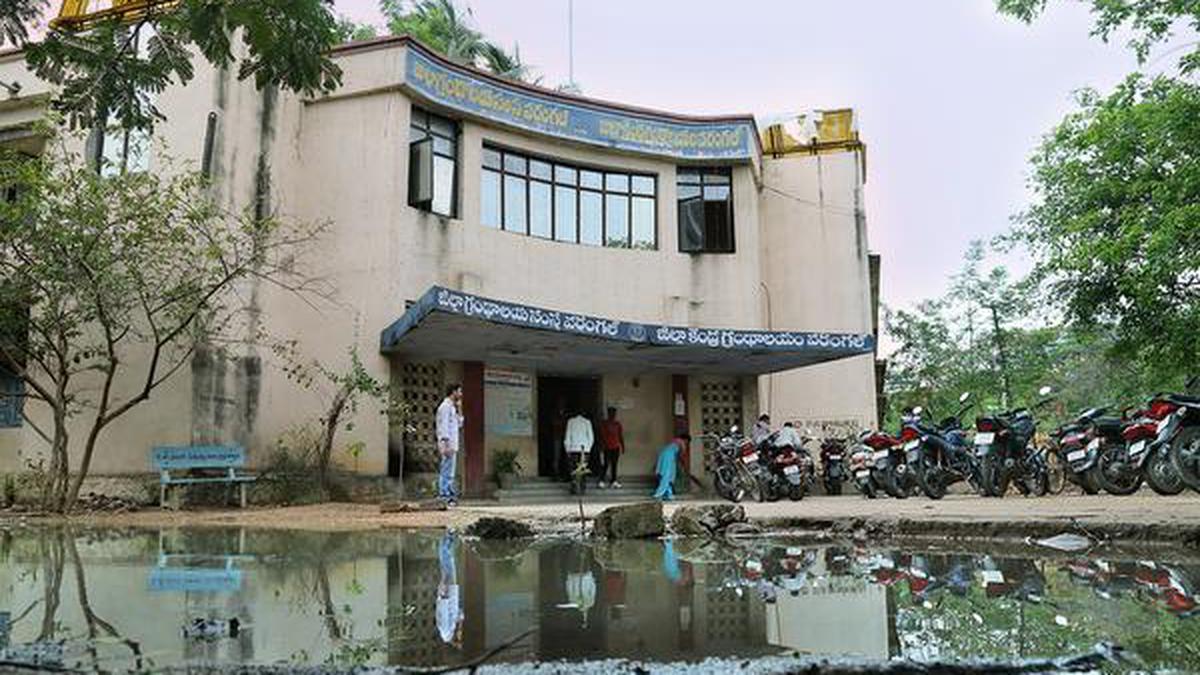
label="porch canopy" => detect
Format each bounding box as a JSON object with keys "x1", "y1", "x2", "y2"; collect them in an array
[{"x1": 380, "y1": 286, "x2": 875, "y2": 376}]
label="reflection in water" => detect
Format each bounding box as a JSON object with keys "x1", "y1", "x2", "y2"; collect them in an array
[{"x1": 0, "y1": 526, "x2": 1197, "y2": 671}]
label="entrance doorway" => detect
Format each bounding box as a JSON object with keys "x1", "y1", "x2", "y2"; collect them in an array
[{"x1": 536, "y1": 376, "x2": 601, "y2": 478}]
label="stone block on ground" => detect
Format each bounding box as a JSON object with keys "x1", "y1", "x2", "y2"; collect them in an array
[
  {"x1": 379, "y1": 499, "x2": 447, "y2": 514},
  {"x1": 670, "y1": 504, "x2": 746, "y2": 536},
  {"x1": 465, "y1": 517, "x2": 534, "y2": 539},
  {"x1": 593, "y1": 501, "x2": 664, "y2": 539}
]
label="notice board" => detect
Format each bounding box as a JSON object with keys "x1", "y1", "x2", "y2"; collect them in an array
[{"x1": 485, "y1": 368, "x2": 533, "y2": 436}]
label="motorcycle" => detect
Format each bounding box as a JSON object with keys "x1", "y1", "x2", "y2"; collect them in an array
[
  {"x1": 760, "y1": 429, "x2": 816, "y2": 501},
  {"x1": 974, "y1": 385, "x2": 1053, "y2": 497},
  {"x1": 1160, "y1": 376, "x2": 1200, "y2": 493},
  {"x1": 820, "y1": 437, "x2": 848, "y2": 495},
  {"x1": 912, "y1": 392, "x2": 979, "y2": 499},
  {"x1": 1047, "y1": 408, "x2": 1105, "y2": 495},
  {"x1": 1076, "y1": 407, "x2": 1143, "y2": 496},
  {"x1": 709, "y1": 426, "x2": 762, "y2": 503},
  {"x1": 850, "y1": 429, "x2": 901, "y2": 498},
  {"x1": 1124, "y1": 394, "x2": 1188, "y2": 495},
  {"x1": 885, "y1": 410, "x2": 924, "y2": 499}
]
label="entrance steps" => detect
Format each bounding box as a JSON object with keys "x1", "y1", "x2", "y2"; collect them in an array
[{"x1": 493, "y1": 475, "x2": 660, "y2": 504}]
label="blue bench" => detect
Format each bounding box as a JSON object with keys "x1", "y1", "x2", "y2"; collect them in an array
[{"x1": 152, "y1": 445, "x2": 256, "y2": 508}]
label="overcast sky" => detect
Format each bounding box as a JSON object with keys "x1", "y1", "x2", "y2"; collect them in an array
[{"x1": 339, "y1": 1, "x2": 1152, "y2": 312}]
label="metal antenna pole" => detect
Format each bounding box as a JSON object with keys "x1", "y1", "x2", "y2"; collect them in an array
[{"x1": 568, "y1": 0, "x2": 575, "y2": 87}]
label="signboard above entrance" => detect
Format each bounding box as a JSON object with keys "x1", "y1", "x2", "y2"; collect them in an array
[{"x1": 403, "y1": 47, "x2": 758, "y2": 161}]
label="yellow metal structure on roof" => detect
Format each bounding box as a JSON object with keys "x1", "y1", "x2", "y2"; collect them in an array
[{"x1": 51, "y1": 0, "x2": 178, "y2": 30}]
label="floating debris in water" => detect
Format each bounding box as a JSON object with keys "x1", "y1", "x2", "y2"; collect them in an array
[{"x1": 1031, "y1": 533, "x2": 1093, "y2": 552}]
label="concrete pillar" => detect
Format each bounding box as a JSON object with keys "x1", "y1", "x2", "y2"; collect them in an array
[{"x1": 463, "y1": 362, "x2": 485, "y2": 497}]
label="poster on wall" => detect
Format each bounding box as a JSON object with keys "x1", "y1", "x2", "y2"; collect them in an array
[{"x1": 485, "y1": 368, "x2": 533, "y2": 437}]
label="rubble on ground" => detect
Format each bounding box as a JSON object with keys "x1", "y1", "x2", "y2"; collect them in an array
[
  {"x1": 592, "y1": 501, "x2": 664, "y2": 539},
  {"x1": 466, "y1": 517, "x2": 534, "y2": 540}
]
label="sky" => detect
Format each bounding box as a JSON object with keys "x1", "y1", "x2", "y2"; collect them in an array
[{"x1": 334, "y1": 0, "x2": 1165, "y2": 315}]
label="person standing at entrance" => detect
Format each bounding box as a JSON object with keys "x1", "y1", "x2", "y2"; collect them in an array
[
  {"x1": 652, "y1": 433, "x2": 691, "y2": 501},
  {"x1": 564, "y1": 410, "x2": 594, "y2": 495},
  {"x1": 598, "y1": 407, "x2": 624, "y2": 489},
  {"x1": 436, "y1": 383, "x2": 463, "y2": 505}
]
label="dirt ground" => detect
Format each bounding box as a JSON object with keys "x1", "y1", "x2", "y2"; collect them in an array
[{"x1": 10, "y1": 492, "x2": 1200, "y2": 544}]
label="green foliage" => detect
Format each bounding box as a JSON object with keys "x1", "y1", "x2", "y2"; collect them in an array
[
  {"x1": 1007, "y1": 75, "x2": 1200, "y2": 384},
  {"x1": 379, "y1": 0, "x2": 540, "y2": 83},
  {"x1": 335, "y1": 15, "x2": 378, "y2": 44},
  {"x1": 9, "y1": 0, "x2": 343, "y2": 133},
  {"x1": 491, "y1": 447, "x2": 522, "y2": 476},
  {"x1": 996, "y1": 0, "x2": 1200, "y2": 74},
  {"x1": 0, "y1": 134, "x2": 322, "y2": 511}
]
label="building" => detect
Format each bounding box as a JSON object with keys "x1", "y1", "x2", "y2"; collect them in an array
[{"x1": 0, "y1": 34, "x2": 880, "y2": 498}]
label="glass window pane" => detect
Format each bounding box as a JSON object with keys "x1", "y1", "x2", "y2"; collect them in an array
[
  {"x1": 504, "y1": 153, "x2": 527, "y2": 175},
  {"x1": 631, "y1": 175, "x2": 655, "y2": 195},
  {"x1": 580, "y1": 170, "x2": 602, "y2": 189},
  {"x1": 704, "y1": 171, "x2": 731, "y2": 185},
  {"x1": 605, "y1": 173, "x2": 629, "y2": 192},
  {"x1": 555, "y1": 165, "x2": 577, "y2": 185},
  {"x1": 605, "y1": 194, "x2": 629, "y2": 247},
  {"x1": 530, "y1": 181, "x2": 552, "y2": 238},
  {"x1": 430, "y1": 115, "x2": 455, "y2": 137},
  {"x1": 409, "y1": 125, "x2": 427, "y2": 143},
  {"x1": 483, "y1": 147, "x2": 502, "y2": 169},
  {"x1": 580, "y1": 191, "x2": 602, "y2": 245},
  {"x1": 677, "y1": 169, "x2": 700, "y2": 184},
  {"x1": 410, "y1": 108, "x2": 427, "y2": 129},
  {"x1": 530, "y1": 159, "x2": 552, "y2": 180},
  {"x1": 678, "y1": 184, "x2": 702, "y2": 201},
  {"x1": 678, "y1": 199, "x2": 705, "y2": 252},
  {"x1": 632, "y1": 196, "x2": 655, "y2": 249},
  {"x1": 481, "y1": 169, "x2": 501, "y2": 228},
  {"x1": 433, "y1": 136, "x2": 454, "y2": 155},
  {"x1": 432, "y1": 155, "x2": 455, "y2": 216},
  {"x1": 555, "y1": 185, "x2": 577, "y2": 242},
  {"x1": 503, "y1": 175, "x2": 527, "y2": 232},
  {"x1": 704, "y1": 185, "x2": 731, "y2": 201}
]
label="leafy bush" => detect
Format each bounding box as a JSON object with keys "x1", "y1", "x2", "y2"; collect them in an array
[{"x1": 492, "y1": 448, "x2": 523, "y2": 476}]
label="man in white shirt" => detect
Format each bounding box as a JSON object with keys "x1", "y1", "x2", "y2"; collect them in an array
[
  {"x1": 436, "y1": 531, "x2": 463, "y2": 645},
  {"x1": 564, "y1": 410, "x2": 594, "y2": 495},
  {"x1": 436, "y1": 383, "x2": 464, "y2": 505}
]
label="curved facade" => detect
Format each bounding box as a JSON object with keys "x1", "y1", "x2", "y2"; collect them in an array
[{"x1": 0, "y1": 37, "x2": 878, "y2": 497}]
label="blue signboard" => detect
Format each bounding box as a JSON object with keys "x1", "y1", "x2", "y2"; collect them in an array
[
  {"x1": 381, "y1": 286, "x2": 875, "y2": 357},
  {"x1": 148, "y1": 567, "x2": 243, "y2": 593},
  {"x1": 404, "y1": 48, "x2": 757, "y2": 161}
]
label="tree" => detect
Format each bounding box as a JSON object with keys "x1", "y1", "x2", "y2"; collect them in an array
[
  {"x1": 1, "y1": 0, "x2": 345, "y2": 134},
  {"x1": 379, "y1": 0, "x2": 541, "y2": 83},
  {"x1": 272, "y1": 342, "x2": 404, "y2": 497},
  {"x1": 0, "y1": 135, "x2": 323, "y2": 512},
  {"x1": 996, "y1": 0, "x2": 1200, "y2": 74},
  {"x1": 1007, "y1": 75, "x2": 1200, "y2": 382},
  {"x1": 335, "y1": 15, "x2": 379, "y2": 44}
]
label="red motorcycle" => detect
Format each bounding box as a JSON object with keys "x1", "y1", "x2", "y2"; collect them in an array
[
  {"x1": 1121, "y1": 397, "x2": 1187, "y2": 495},
  {"x1": 850, "y1": 430, "x2": 901, "y2": 499}
]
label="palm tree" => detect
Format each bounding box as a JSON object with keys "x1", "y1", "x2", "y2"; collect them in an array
[
  {"x1": 382, "y1": 0, "x2": 487, "y2": 66},
  {"x1": 481, "y1": 41, "x2": 540, "y2": 84}
]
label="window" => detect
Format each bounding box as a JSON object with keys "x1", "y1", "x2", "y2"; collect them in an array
[
  {"x1": 481, "y1": 145, "x2": 657, "y2": 249},
  {"x1": 678, "y1": 168, "x2": 734, "y2": 253},
  {"x1": 92, "y1": 25, "x2": 157, "y2": 176},
  {"x1": 409, "y1": 107, "x2": 458, "y2": 217},
  {"x1": 0, "y1": 367, "x2": 21, "y2": 428}
]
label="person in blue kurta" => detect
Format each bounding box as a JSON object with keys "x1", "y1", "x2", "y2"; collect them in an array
[{"x1": 652, "y1": 434, "x2": 691, "y2": 500}]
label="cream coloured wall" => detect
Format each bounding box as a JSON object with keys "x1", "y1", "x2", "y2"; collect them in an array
[{"x1": 759, "y1": 150, "x2": 878, "y2": 433}]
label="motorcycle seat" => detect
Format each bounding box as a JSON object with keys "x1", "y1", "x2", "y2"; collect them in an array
[
  {"x1": 1168, "y1": 394, "x2": 1200, "y2": 405},
  {"x1": 1094, "y1": 417, "x2": 1124, "y2": 433}
]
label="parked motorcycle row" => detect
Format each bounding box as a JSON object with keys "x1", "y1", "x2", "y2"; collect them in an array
[
  {"x1": 710, "y1": 377, "x2": 1200, "y2": 502},
  {"x1": 848, "y1": 379, "x2": 1200, "y2": 500}
]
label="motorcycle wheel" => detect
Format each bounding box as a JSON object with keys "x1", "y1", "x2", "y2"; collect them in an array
[
  {"x1": 856, "y1": 478, "x2": 877, "y2": 499},
  {"x1": 979, "y1": 457, "x2": 1010, "y2": 498},
  {"x1": 739, "y1": 468, "x2": 763, "y2": 503},
  {"x1": 1075, "y1": 468, "x2": 1101, "y2": 495},
  {"x1": 917, "y1": 463, "x2": 947, "y2": 500},
  {"x1": 788, "y1": 483, "x2": 805, "y2": 501},
  {"x1": 1020, "y1": 465, "x2": 1049, "y2": 497},
  {"x1": 1095, "y1": 448, "x2": 1143, "y2": 496},
  {"x1": 715, "y1": 466, "x2": 742, "y2": 503},
  {"x1": 883, "y1": 465, "x2": 913, "y2": 499},
  {"x1": 825, "y1": 479, "x2": 843, "y2": 496},
  {"x1": 1044, "y1": 451, "x2": 1067, "y2": 495},
  {"x1": 1169, "y1": 426, "x2": 1200, "y2": 493},
  {"x1": 1145, "y1": 451, "x2": 1186, "y2": 496}
]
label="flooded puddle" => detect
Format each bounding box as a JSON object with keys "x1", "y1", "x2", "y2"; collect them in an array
[{"x1": 0, "y1": 526, "x2": 1197, "y2": 671}]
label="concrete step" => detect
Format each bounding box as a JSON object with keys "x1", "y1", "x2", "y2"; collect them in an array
[{"x1": 494, "y1": 477, "x2": 660, "y2": 504}]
